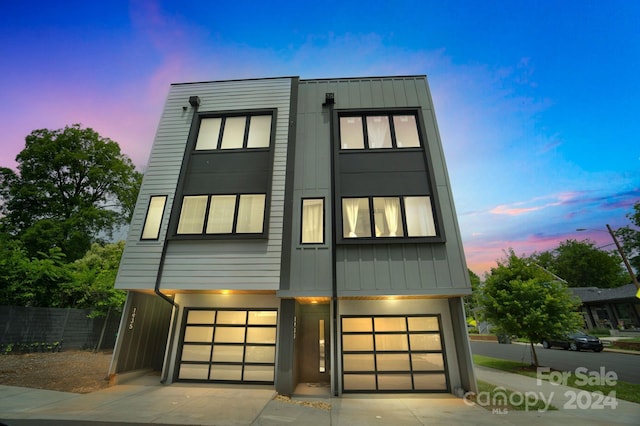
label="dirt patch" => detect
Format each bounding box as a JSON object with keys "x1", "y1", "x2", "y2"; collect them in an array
[{"x1": 0, "y1": 350, "x2": 112, "y2": 394}]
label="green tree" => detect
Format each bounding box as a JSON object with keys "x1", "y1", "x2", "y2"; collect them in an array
[
  {"x1": 464, "y1": 269, "x2": 482, "y2": 327},
  {"x1": 65, "y1": 241, "x2": 127, "y2": 317},
  {"x1": 1, "y1": 124, "x2": 141, "y2": 261},
  {"x1": 616, "y1": 201, "x2": 640, "y2": 273},
  {"x1": 481, "y1": 249, "x2": 583, "y2": 366},
  {"x1": 0, "y1": 235, "x2": 72, "y2": 307},
  {"x1": 530, "y1": 239, "x2": 628, "y2": 288}
]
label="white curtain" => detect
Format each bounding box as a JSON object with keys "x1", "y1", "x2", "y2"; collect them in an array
[
  {"x1": 367, "y1": 116, "x2": 391, "y2": 148},
  {"x1": 343, "y1": 199, "x2": 360, "y2": 237},
  {"x1": 302, "y1": 200, "x2": 323, "y2": 243},
  {"x1": 384, "y1": 198, "x2": 400, "y2": 236}
]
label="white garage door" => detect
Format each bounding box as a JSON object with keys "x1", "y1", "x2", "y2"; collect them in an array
[
  {"x1": 177, "y1": 308, "x2": 277, "y2": 383},
  {"x1": 341, "y1": 315, "x2": 448, "y2": 392}
]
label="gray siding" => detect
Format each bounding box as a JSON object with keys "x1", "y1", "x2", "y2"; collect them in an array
[
  {"x1": 292, "y1": 77, "x2": 470, "y2": 297},
  {"x1": 116, "y1": 78, "x2": 293, "y2": 291},
  {"x1": 282, "y1": 81, "x2": 334, "y2": 297}
]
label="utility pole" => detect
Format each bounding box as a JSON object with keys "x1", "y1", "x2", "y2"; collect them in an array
[{"x1": 606, "y1": 224, "x2": 640, "y2": 291}]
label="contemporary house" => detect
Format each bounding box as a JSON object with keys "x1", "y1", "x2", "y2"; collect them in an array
[
  {"x1": 109, "y1": 75, "x2": 477, "y2": 396},
  {"x1": 571, "y1": 284, "x2": 640, "y2": 331}
]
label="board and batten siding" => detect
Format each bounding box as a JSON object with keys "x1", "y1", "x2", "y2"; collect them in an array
[
  {"x1": 115, "y1": 78, "x2": 294, "y2": 291},
  {"x1": 295, "y1": 77, "x2": 470, "y2": 297}
]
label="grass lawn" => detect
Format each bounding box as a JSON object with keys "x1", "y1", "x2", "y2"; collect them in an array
[
  {"x1": 473, "y1": 354, "x2": 640, "y2": 404},
  {"x1": 471, "y1": 380, "x2": 557, "y2": 412}
]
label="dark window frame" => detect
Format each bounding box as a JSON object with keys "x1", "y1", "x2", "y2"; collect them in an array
[
  {"x1": 300, "y1": 197, "x2": 326, "y2": 245},
  {"x1": 339, "y1": 195, "x2": 440, "y2": 243},
  {"x1": 140, "y1": 195, "x2": 168, "y2": 241},
  {"x1": 339, "y1": 111, "x2": 423, "y2": 151},
  {"x1": 176, "y1": 307, "x2": 278, "y2": 384},
  {"x1": 194, "y1": 111, "x2": 275, "y2": 152},
  {"x1": 340, "y1": 314, "x2": 449, "y2": 393},
  {"x1": 175, "y1": 192, "x2": 269, "y2": 239}
]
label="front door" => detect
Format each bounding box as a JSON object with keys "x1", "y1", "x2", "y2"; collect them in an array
[{"x1": 298, "y1": 304, "x2": 330, "y2": 383}]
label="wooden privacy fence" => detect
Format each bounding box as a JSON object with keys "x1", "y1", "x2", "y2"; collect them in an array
[{"x1": 0, "y1": 306, "x2": 121, "y2": 352}]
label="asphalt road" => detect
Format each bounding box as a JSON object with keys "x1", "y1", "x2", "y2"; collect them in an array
[{"x1": 470, "y1": 341, "x2": 640, "y2": 384}]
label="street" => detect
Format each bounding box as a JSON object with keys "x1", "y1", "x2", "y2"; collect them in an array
[{"x1": 470, "y1": 341, "x2": 640, "y2": 384}]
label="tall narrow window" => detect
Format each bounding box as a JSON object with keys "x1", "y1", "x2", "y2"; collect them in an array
[
  {"x1": 206, "y1": 195, "x2": 237, "y2": 234},
  {"x1": 393, "y1": 115, "x2": 420, "y2": 148},
  {"x1": 236, "y1": 194, "x2": 266, "y2": 233},
  {"x1": 177, "y1": 196, "x2": 208, "y2": 234},
  {"x1": 195, "y1": 118, "x2": 222, "y2": 150},
  {"x1": 246, "y1": 115, "x2": 272, "y2": 148},
  {"x1": 301, "y1": 198, "x2": 324, "y2": 243},
  {"x1": 366, "y1": 116, "x2": 392, "y2": 148},
  {"x1": 340, "y1": 117, "x2": 365, "y2": 149},
  {"x1": 141, "y1": 195, "x2": 167, "y2": 240},
  {"x1": 220, "y1": 116, "x2": 247, "y2": 149},
  {"x1": 373, "y1": 197, "x2": 404, "y2": 237}
]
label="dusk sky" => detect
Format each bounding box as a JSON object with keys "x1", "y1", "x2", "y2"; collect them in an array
[{"x1": 1, "y1": 1, "x2": 638, "y2": 276}]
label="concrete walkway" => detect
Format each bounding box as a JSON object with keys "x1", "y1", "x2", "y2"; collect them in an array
[{"x1": 1, "y1": 368, "x2": 638, "y2": 425}]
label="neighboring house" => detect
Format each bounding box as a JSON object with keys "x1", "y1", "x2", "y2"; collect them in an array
[
  {"x1": 571, "y1": 284, "x2": 640, "y2": 331},
  {"x1": 109, "y1": 76, "x2": 477, "y2": 396}
]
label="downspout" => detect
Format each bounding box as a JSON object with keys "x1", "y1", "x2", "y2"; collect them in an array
[
  {"x1": 154, "y1": 95, "x2": 200, "y2": 384},
  {"x1": 154, "y1": 239, "x2": 179, "y2": 384},
  {"x1": 324, "y1": 92, "x2": 339, "y2": 397}
]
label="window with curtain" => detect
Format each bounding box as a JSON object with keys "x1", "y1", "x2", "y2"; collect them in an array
[
  {"x1": 176, "y1": 193, "x2": 267, "y2": 236},
  {"x1": 342, "y1": 196, "x2": 437, "y2": 240},
  {"x1": 195, "y1": 114, "x2": 272, "y2": 150},
  {"x1": 301, "y1": 198, "x2": 324, "y2": 243},
  {"x1": 339, "y1": 112, "x2": 421, "y2": 150},
  {"x1": 141, "y1": 195, "x2": 167, "y2": 240}
]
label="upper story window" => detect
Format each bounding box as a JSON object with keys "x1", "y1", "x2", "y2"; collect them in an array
[
  {"x1": 342, "y1": 196, "x2": 436, "y2": 239},
  {"x1": 140, "y1": 195, "x2": 167, "y2": 240},
  {"x1": 176, "y1": 193, "x2": 267, "y2": 236},
  {"x1": 301, "y1": 198, "x2": 324, "y2": 244},
  {"x1": 195, "y1": 114, "x2": 272, "y2": 150},
  {"x1": 339, "y1": 113, "x2": 421, "y2": 150}
]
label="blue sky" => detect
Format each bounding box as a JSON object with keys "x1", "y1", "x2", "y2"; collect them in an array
[{"x1": 1, "y1": 0, "x2": 638, "y2": 275}]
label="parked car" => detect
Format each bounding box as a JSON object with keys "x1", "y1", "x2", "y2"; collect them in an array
[{"x1": 541, "y1": 331, "x2": 603, "y2": 352}]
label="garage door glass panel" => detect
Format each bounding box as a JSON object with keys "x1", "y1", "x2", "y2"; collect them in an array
[
  {"x1": 211, "y1": 345, "x2": 244, "y2": 362},
  {"x1": 343, "y1": 334, "x2": 374, "y2": 351},
  {"x1": 210, "y1": 365, "x2": 242, "y2": 381},
  {"x1": 246, "y1": 327, "x2": 276, "y2": 343},
  {"x1": 413, "y1": 374, "x2": 447, "y2": 390},
  {"x1": 343, "y1": 374, "x2": 376, "y2": 390},
  {"x1": 187, "y1": 310, "x2": 215, "y2": 324},
  {"x1": 214, "y1": 327, "x2": 246, "y2": 343},
  {"x1": 184, "y1": 327, "x2": 213, "y2": 342},
  {"x1": 374, "y1": 317, "x2": 406, "y2": 332},
  {"x1": 376, "y1": 353, "x2": 410, "y2": 371},
  {"x1": 244, "y1": 365, "x2": 274, "y2": 381},
  {"x1": 216, "y1": 311, "x2": 246, "y2": 324},
  {"x1": 181, "y1": 345, "x2": 211, "y2": 362},
  {"x1": 245, "y1": 346, "x2": 275, "y2": 363},
  {"x1": 409, "y1": 334, "x2": 441, "y2": 351},
  {"x1": 343, "y1": 354, "x2": 375, "y2": 371},
  {"x1": 407, "y1": 316, "x2": 439, "y2": 331},
  {"x1": 248, "y1": 311, "x2": 278, "y2": 325},
  {"x1": 342, "y1": 317, "x2": 372, "y2": 332},
  {"x1": 179, "y1": 364, "x2": 209, "y2": 380},
  {"x1": 411, "y1": 353, "x2": 444, "y2": 371},
  {"x1": 378, "y1": 374, "x2": 413, "y2": 390},
  {"x1": 375, "y1": 334, "x2": 408, "y2": 351}
]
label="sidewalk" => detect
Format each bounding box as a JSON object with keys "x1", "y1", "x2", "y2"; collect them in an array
[{"x1": 1, "y1": 368, "x2": 638, "y2": 425}]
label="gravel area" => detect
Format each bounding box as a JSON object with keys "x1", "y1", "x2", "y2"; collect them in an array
[{"x1": 0, "y1": 350, "x2": 112, "y2": 394}]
